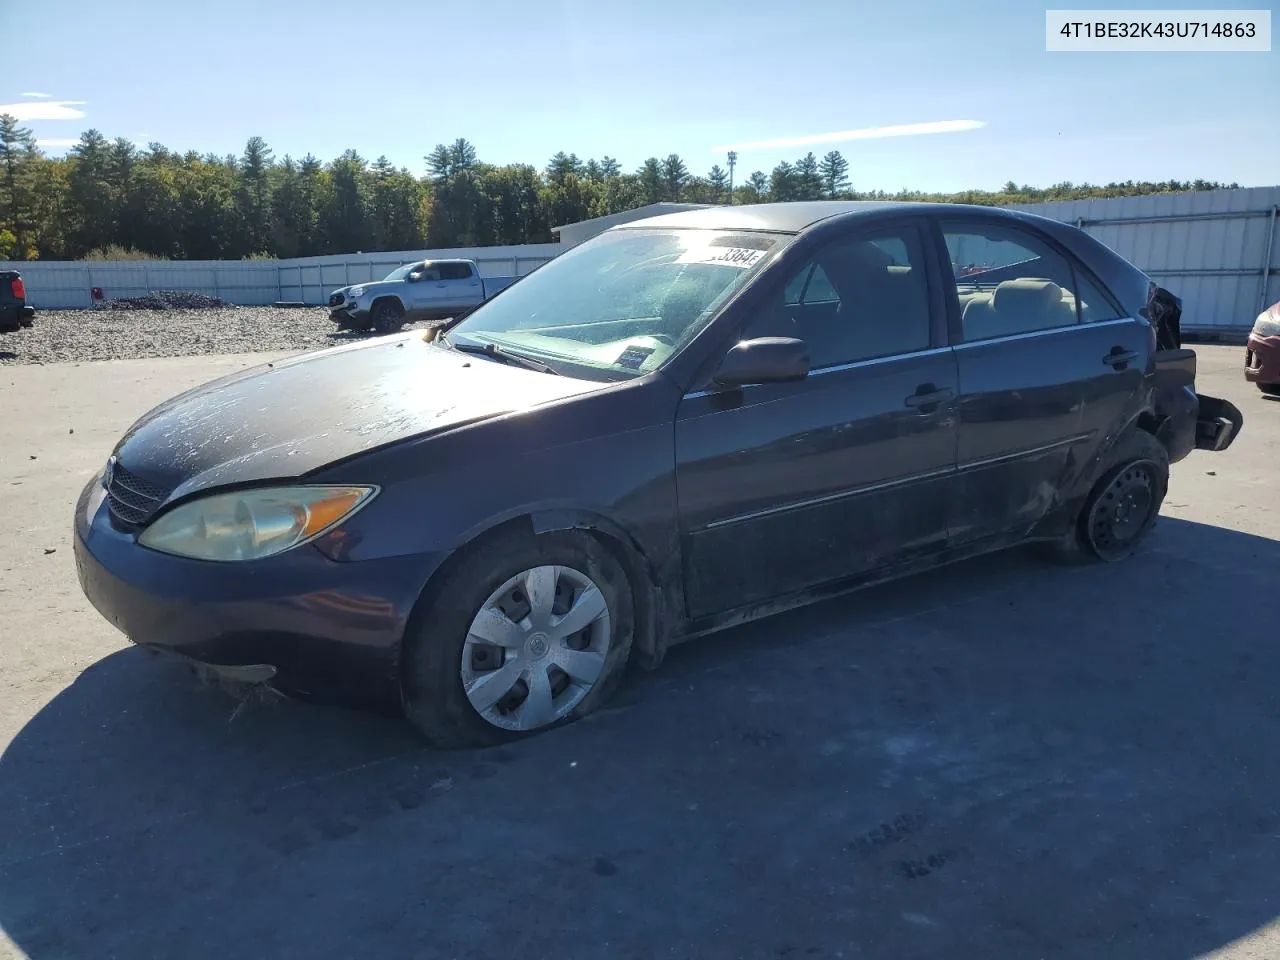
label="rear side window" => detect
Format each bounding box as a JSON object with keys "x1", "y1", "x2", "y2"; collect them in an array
[
  {"x1": 439, "y1": 262, "x2": 473, "y2": 280},
  {"x1": 945, "y1": 223, "x2": 1101, "y2": 341},
  {"x1": 1072, "y1": 270, "x2": 1125, "y2": 324}
]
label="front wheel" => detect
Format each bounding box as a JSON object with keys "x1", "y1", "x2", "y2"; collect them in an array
[
  {"x1": 400, "y1": 529, "x2": 635, "y2": 748},
  {"x1": 371, "y1": 299, "x2": 405, "y2": 334}
]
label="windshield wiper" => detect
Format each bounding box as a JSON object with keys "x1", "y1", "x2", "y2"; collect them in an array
[{"x1": 444, "y1": 338, "x2": 560, "y2": 375}]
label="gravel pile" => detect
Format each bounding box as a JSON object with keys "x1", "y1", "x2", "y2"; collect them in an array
[
  {"x1": 0, "y1": 306, "x2": 431, "y2": 365},
  {"x1": 91, "y1": 290, "x2": 234, "y2": 311}
]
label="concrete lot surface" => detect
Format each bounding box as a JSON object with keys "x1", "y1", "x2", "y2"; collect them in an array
[{"x1": 1, "y1": 345, "x2": 1277, "y2": 959}]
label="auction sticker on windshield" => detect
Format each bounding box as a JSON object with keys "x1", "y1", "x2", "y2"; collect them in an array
[{"x1": 676, "y1": 246, "x2": 767, "y2": 268}]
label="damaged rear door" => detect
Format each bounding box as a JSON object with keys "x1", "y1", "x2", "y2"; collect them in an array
[{"x1": 938, "y1": 215, "x2": 1156, "y2": 541}]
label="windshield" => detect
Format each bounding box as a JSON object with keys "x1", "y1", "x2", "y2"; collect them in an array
[
  {"x1": 445, "y1": 229, "x2": 780, "y2": 378},
  {"x1": 382, "y1": 261, "x2": 423, "y2": 282}
]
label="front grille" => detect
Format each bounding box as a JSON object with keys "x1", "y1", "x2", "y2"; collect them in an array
[
  {"x1": 106, "y1": 462, "x2": 171, "y2": 528},
  {"x1": 328, "y1": 293, "x2": 345, "y2": 307}
]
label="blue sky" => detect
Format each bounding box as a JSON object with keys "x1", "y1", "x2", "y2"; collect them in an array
[{"x1": 3, "y1": 0, "x2": 1276, "y2": 191}]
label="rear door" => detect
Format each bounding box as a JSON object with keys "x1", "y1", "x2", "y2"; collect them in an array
[
  {"x1": 438, "y1": 261, "x2": 484, "y2": 314},
  {"x1": 936, "y1": 216, "x2": 1153, "y2": 543},
  {"x1": 407, "y1": 263, "x2": 446, "y2": 318},
  {"x1": 674, "y1": 219, "x2": 959, "y2": 619}
]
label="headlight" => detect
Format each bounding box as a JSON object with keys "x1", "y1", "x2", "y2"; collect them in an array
[
  {"x1": 138, "y1": 485, "x2": 377, "y2": 562},
  {"x1": 1253, "y1": 313, "x2": 1280, "y2": 338},
  {"x1": 349, "y1": 286, "x2": 366, "y2": 298}
]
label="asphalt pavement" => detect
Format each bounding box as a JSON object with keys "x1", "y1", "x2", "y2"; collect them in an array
[{"x1": 1, "y1": 345, "x2": 1277, "y2": 960}]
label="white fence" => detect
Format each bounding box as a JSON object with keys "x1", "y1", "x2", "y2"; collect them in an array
[
  {"x1": 4, "y1": 188, "x2": 1277, "y2": 333},
  {"x1": 1, "y1": 243, "x2": 565, "y2": 310}
]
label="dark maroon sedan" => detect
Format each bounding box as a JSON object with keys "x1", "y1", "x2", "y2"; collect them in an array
[{"x1": 75, "y1": 202, "x2": 1243, "y2": 747}]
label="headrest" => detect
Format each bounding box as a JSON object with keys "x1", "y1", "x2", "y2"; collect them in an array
[{"x1": 992, "y1": 278, "x2": 1062, "y2": 314}]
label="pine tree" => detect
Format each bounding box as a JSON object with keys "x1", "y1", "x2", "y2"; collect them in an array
[
  {"x1": 819, "y1": 151, "x2": 850, "y2": 198},
  {"x1": 0, "y1": 114, "x2": 37, "y2": 258}
]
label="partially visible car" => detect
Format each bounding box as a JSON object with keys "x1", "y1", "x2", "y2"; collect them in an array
[
  {"x1": 75, "y1": 201, "x2": 1245, "y2": 749},
  {"x1": 328, "y1": 258, "x2": 487, "y2": 334},
  {"x1": 0, "y1": 270, "x2": 35, "y2": 334},
  {"x1": 1245, "y1": 299, "x2": 1280, "y2": 396}
]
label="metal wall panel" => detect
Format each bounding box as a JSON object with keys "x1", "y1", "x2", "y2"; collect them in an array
[{"x1": 2, "y1": 243, "x2": 563, "y2": 310}]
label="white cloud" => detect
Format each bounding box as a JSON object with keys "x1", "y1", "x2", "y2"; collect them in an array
[
  {"x1": 37, "y1": 138, "x2": 80, "y2": 149},
  {"x1": 0, "y1": 100, "x2": 87, "y2": 121},
  {"x1": 714, "y1": 120, "x2": 985, "y2": 153},
  {"x1": 21, "y1": 92, "x2": 53, "y2": 99}
]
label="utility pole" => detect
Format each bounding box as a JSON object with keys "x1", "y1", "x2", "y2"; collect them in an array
[{"x1": 726, "y1": 151, "x2": 737, "y2": 205}]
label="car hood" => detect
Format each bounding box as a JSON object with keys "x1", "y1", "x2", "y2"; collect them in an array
[
  {"x1": 333, "y1": 279, "x2": 398, "y2": 298},
  {"x1": 112, "y1": 331, "x2": 605, "y2": 504}
]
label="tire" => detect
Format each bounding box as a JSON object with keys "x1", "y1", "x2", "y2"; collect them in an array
[
  {"x1": 371, "y1": 299, "x2": 405, "y2": 335},
  {"x1": 400, "y1": 528, "x2": 636, "y2": 748},
  {"x1": 1260, "y1": 384, "x2": 1280, "y2": 397},
  {"x1": 1042, "y1": 428, "x2": 1170, "y2": 564}
]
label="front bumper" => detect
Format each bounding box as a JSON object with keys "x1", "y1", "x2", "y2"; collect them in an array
[
  {"x1": 328, "y1": 298, "x2": 370, "y2": 327},
  {"x1": 1244, "y1": 333, "x2": 1280, "y2": 387},
  {"x1": 72, "y1": 476, "x2": 433, "y2": 706}
]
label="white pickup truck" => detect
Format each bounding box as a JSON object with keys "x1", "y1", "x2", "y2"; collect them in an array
[{"x1": 327, "y1": 258, "x2": 488, "y2": 334}]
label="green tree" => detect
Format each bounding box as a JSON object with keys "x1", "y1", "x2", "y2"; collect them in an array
[
  {"x1": 67, "y1": 130, "x2": 114, "y2": 255},
  {"x1": 740, "y1": 170, "x2": 769, "y2": 203},
  {"x1": 238, "y1": 136, "x2": 274, "y2": 255},
  {"x1": 0, "y1": 114, "x2": 38, "y2": 258},
  {"x1": 769, "y1": 161, "x2": 798, "y2": 202},
  {"x1": 661, "y1": 154, "x2": 689, "y2": 201},
  {"x1": 636, "y1": 157, "x2": 663, "y2": 204},
  {"x1": 794, "y1": 152, "x2": 823, "y2": 200},
  {"x1": 317, "y1": 149, "x2": 372, "y2": 253},
  {"x1": 175, "y1": 155, "x2": 241, "y2": 258},
  {"x1": 370, "y1": 157, "x2": 426, "y2": 250},
  {"x1": 819, "y1": 151, "x2": 850, "y2": 198},
  {"x1": 707, "y1": 164, "x2": 729, "y2": 203}
]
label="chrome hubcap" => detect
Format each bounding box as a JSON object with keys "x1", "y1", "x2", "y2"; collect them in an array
[{"x1": 460, "y1": 565, "x2": 612, "y2": 732}]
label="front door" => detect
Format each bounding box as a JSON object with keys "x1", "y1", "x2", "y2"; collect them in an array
[
  {"x1": 674, "y1": 220, "x2": 959, "y2": 620},
  {"x1": 937, "y1": 217, "x2": 1152, "y2": 542}
]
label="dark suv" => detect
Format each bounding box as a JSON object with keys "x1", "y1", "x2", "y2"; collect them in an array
[{"x1": 0, "y1": 270, "x2": 35, "y2": 334}]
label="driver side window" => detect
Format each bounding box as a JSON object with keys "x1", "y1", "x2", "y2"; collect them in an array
[{"x1": 742, "y1": 225, "x2": 933, "y2": 368}]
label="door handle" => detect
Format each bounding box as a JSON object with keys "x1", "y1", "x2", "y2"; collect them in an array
[
  {"x1": 436, "y1": 282, "x2": 447, "y2": 288},
  {"x1": 904, "y1": 384, "x2": 955, "y2": 410},
  {"x1": 1103, "y1": 347, "x2": 1138, "y2": 368}
]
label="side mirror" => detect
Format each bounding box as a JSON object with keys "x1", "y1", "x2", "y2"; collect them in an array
[
  {"x1": 713, "y1": 337, "x2": 810, "y2": 387},
  {"x1": 407, "y1": 271, "x2": 423, "y2": 283}
]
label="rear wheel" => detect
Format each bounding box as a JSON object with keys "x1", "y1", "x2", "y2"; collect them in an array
[
  {"x1": 1044, "y1": 428, "x2": 1170, "y2": 564},
  {"x1": 400, "y1": 528, "x2": 635, "y2": 748},
  {"x1": 371, "y1": 299, "x2": 405, "y2": 334}
]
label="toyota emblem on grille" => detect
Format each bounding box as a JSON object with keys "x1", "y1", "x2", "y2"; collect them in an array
[{"x1": 102, "y1": 455, "x2": 117, "y2": 489}]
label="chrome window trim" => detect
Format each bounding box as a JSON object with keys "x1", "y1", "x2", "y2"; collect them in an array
[{"x1": 952, "y1": 316, "x2": 1137, "y2": 351}]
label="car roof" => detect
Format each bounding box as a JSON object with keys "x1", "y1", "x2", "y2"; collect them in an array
[{"x1": 613, "y1": 200, "x2": 1053, "y2": 235}]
